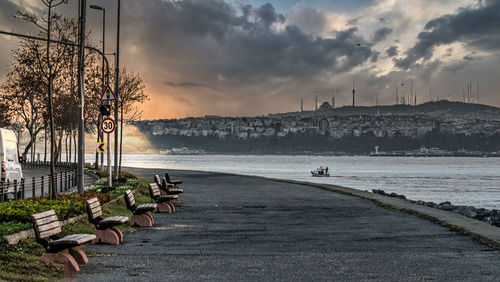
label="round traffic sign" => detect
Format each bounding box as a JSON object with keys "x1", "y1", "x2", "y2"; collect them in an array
[{"x1": 101, "y1": 118, "x2": 116, "y2": 134}]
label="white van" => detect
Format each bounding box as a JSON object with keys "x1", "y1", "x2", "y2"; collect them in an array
[{"x1": 0, "y1": 128, "x2": 23, "y2": 192}]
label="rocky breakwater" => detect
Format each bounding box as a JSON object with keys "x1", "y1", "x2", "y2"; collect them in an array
[{"x1": 372, "y1": 189, "x2": 500, "y2": 227}]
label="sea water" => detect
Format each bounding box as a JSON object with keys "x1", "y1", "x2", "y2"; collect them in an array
[{"x1": 87, "y1": 154, "x2": 500, "y2": 209}]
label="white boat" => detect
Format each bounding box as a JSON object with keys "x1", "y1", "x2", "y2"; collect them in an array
[
  {"x1": 311, "y1": 167, "x2": 330, "y2": 177},
  {"x1": 169, "y1": 147, "x2": 205, "y2": 155}
]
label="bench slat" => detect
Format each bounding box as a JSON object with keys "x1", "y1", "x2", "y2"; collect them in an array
[
  {"x1": 37, "y1": 221, "x2": 61, "y2": 232},
  {"x1": 99, "y1": 216, "x2": 128, "y2": 225},
  {"x1": 125, "y1": 190, "x2": 135, "y2": 206},
  {"x1": 149, "y1": 183, "x2": 161, "y2": 197},
  {"x1": 32, "y1": 210, "x2": 56, "y2": 220},
  {"x1": 88, "y1": 201, "x2": 100, "y2": 209},
  {"x1": 91, "y1": 205, "x2": 102, "y2": 214},
  {"x1": 39, "y1": 226, "x2": 62, "y2": 238},
  {"x1": 87, "y1": 197, "x2": 99, "y2": 205},
  {"x1": 34, "y1": 215, "x2": 59, "y2": 226},
  {"x1": 51, "y1": 234, "x2": 96, "y2": 245}
]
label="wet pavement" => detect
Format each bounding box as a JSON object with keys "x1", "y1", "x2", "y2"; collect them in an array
[{"x1": 75, "y1": 168, "x2": 500, "y2": 281}]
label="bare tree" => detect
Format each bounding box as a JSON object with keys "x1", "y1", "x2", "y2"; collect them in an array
[{"x1": 117, "y1": 69, "x2": 148, "y2": 172}]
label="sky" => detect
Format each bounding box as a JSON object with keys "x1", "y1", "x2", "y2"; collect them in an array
[{"x1": 0, "y1": 0, "x2": 499, "y2": 119}]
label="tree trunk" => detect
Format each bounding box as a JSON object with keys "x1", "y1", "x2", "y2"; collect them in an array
[
  {"x1": 68, "y1": 131, "x2": 72, "y2": 163},
  {"x1": 73, "y1": 130, "x2": 77, "y2": 163},
  {"x1": 46, "y1": 4, "x2": 57, "y2": 199},
  {"x1": 44, "y1": 127, "x2": 47, "y2": 163}
]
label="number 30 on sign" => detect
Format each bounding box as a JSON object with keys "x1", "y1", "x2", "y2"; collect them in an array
[{"x1": 101, "y1": 118, "x2": 115, "y2": 134}]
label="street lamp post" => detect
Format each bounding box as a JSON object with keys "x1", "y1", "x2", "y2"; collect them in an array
[
  {"x1": 77, "y1": 0, "x2": 86, "y2": 193},
  {"x1": 114, "y1": 0, "x2": 120, "y2": 181},
  {"x1": 89, "y1": 4, "x2": 105, "y2": 171}
]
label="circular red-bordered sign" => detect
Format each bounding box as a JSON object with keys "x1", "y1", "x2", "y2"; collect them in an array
[{"x1": 101, "y1": 118, "x2": 116, "y2": 134}]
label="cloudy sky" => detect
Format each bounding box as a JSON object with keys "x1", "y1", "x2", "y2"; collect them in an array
[{"x1": 1, "y1": 0, "x2": 499, "y2": 119}]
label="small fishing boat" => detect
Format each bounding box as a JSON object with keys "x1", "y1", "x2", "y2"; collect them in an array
[{"x1": 311, "y1": 167, "x2": 330, "y2": 177}]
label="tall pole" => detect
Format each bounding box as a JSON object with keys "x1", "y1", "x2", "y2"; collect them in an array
[
  {"x1": 352, "y1": 78, "x2": 355, "y2": 107},
  {"x1": 77, "y1": 0, "x2": 87, "y2": 193},
  {"x1": 90, "y1": 5, "x2": 105, "y2": 170},
  {"x1": 114, "y1": 0, "x2": 120, "y2": 180}
]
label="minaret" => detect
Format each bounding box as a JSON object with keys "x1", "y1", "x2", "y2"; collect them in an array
[
  {"x1": 352, "y1": 78, "x2": 355, "y2": 107},
  {"x1": 410, "y1": 79, "x2": 413, "y2": 105},
  {"x1": 314, "y1": 94, "x2": 318, "y2": 111},
  {"x1": 395, "y1": 81, "x2": 399, "y2": 104},
  {"x1": 332, "y1": 95, "x2": 335, "y2": 108},
  {"x1": 476, "y1": 82, "x2": 479, "y2": 103},
  {"x1": 300, "y1": 98, "x2": 303, "y2": 112}
]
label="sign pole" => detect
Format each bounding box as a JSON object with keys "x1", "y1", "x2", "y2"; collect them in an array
[
  {"x1": 107, "y1": 114, "x2": 111, "y2": 188},
  {"x1": 99, "y1": 85, "x2": 116, "y2": 189}
]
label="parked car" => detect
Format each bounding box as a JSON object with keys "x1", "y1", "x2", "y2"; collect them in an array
[{"x1": 0, "y1": 128, "x2": 23, "y2": 194}]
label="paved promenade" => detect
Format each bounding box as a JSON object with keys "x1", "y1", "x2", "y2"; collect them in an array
[{"x1": 76, "y1": 168, "x2": 500, "y2": 281}]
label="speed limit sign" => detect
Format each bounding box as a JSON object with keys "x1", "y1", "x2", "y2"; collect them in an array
[{"x1": 101, "y1": 118, "x2": 116, "y2": 134}]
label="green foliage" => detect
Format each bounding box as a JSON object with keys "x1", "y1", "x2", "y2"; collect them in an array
[
  {"x1": 0, "y1": 199, "x2": 85, "y2": 223},
  {"x1": 0, "y1": 222, "x2": 32, "y2": 237}
]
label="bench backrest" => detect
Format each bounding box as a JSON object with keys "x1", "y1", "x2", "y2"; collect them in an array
[
  {"x1": 161, "y1": 177, "x2": 169, "y2": 190},
  {"x1": 165, "y1": 173, "x2": 171, "y2": 183},
  {"x1": 154, "y1": 175, "x2": 162, "y2": 186},
  {"x1": 31, "y1": 209, "x2": 61, "y2": 240},
  {"x1": 124, "y1": 189, "x2": 135, "y2": 210},
  {"x1": 149, "y1": 183, "x2": 161, "y2": 198},
  {"x1": 86, "y1": 197, "x2": 102, "y2": 221}
]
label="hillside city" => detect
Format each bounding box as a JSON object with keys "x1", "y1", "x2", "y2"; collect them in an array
[{"x1": 135, "y1": 101, "x2": 500, "y2": 141}]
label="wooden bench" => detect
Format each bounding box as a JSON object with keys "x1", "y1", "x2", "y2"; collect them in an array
[
  {"x1": 161, "y1": 177, "x2": 182, "y2": 205},
  {"x1": 154, "y1": 174, "x2": 183, "y2": 205},
  {"x1": 149, "y1": 183, "x2": 178, "y2": 213},
  {"x1": 165, "y1": 172, "x2": 183, "y2": 185},
  {"x1": 32, "y1": 210, "x2": 96, "y2": 276},
  {"x1": 86, "y1": 197, "x2": 129, "y2": 245},
  {"x1": 124, "y1": 189, "x2": 157, "y2": 227}
]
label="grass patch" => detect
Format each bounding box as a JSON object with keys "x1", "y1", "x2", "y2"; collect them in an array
[
  {"x1": 0, "y1": 170, "x2": 151, "y2": 280},
  {"x1": 0, "y1": 240, "x2": 63, "y2": 281}
]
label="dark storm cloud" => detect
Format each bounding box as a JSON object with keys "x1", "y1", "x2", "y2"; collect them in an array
[
  {"x1": 165, "y1": 81, "x2": 218, "y2": 91},
  {"x1": 386, "y1": 46, "x2": 398, "y2": 57},
  {"x1": 395, "y1": 0, "x2": 500, "y2": 69},
  {"x1": 372, "y1": 27, "x2": 392, "y2": 43},
  {"x1": 124, "y1": 0, "x2": 374, "y2": 84}
]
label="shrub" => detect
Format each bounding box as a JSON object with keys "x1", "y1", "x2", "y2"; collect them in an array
[
  {"x1": 119, "y1": 171, "x2": 137, "y2": 179},
  {"x1": 0, "y1": 199, "x2": 85, "y2": 223},
  {"x1": 56, "y1": 192, "x2": 110, "y2": 204},
  {"x1": 0, "y1": 222, "x2": 32, "y2": 237}
]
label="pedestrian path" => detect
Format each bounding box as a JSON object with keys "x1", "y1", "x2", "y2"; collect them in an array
[{"x1": 76, "y1": 168, "x2": 500, "y2": 281}]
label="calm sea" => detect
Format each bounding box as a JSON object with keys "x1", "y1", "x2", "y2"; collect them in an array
[{"x1": 86, "y1": 154, "x2": 500, "y2": 209}]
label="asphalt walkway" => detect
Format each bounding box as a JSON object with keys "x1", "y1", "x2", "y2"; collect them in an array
[{"x1": 75, "y1": 168, "x2": 500, "y2": 281}]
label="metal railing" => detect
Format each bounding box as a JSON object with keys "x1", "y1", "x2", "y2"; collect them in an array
[
  {"x1": 0, "y1": 169, "x2": 78, "y2": 202},
  {"x1": 22, "y1": 161, "x2": 78, "y2": 171}
]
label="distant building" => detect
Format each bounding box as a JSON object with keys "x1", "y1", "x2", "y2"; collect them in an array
[{"x1": 318, "y1": 101, "x2": 332, "y2": 111}]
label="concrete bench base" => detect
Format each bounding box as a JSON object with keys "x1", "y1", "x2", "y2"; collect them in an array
[
  {"x1": 156, "y1": 202, "x2": 175, "y2": 213},
  {"x1": 41, "y1": 248, "x2": 88, "y2": 278},
  {"x1": 130, "y1": 213, "x2": 154, "y2": 227},
  {"x1": 92, "y1": 227, "x2": 124, "y2": 245},
  {"x1": 171, "y1": 198, "x2": 180, "y2": 205}
]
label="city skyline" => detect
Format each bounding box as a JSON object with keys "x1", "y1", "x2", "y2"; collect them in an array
[{"x1": 0, "y1": 0, "x2": 499, "y2": 119}]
